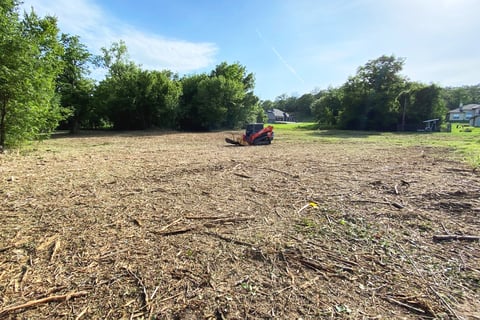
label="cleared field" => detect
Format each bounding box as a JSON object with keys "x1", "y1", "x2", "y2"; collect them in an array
[{"x1": 0, "y1": 129, "x2": 479, "y2": 319}]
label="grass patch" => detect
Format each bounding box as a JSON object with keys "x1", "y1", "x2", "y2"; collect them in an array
[
  {"x1": 271, "y1": 122, "x2": 480, "y2": 168},
  {"x1": 271, "y1": 122, "x2": 317, "y2": 131},
  {"x1": 449, "y1": 123, "x2": 478, "y2": 134}
]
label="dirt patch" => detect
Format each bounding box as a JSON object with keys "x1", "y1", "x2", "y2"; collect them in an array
[{"x1": 1, "y1": 131, "x2": 479, "y2": 319}]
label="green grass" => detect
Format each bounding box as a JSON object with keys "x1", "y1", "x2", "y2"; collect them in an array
[
  {"x1": 269, "y1": 122, "x2": 318, "y2": 131},
  {"x1": 271, "y1": 122, "x2": 480, "y2": 169},
  {"x1": 449, "y1": 122, "x2": 478, "y2": 134}
]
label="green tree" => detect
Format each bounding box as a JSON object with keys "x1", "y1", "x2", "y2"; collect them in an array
[
  {"x1": 294, "y1": 93, "x2": 314, "y2": 120},
  {"x1": 177, "y1": 62, "x2": 258, "y2": 130},
  {"x1": 339, "y1": 55, "x2": 407, "y2": 130},
  {"x1": 95, "y1": 41, "x2": 146, "y2": 129},
  {"x1": 134, "y1": 69, "x2": 181, "y2": 129},
  {"x1": 275, "y1": 94, "x2": 297, "y2": 114},
  {"x1": 260, "y1": 99, "x2": 274, "y2": 112},
  {"x1": 211, "y1": 62, "x2": 258, "y2": 129},
  {"x1": 312, "y1": 88, "x2": 343, "y2": 126},
  {"x1": 274, "y1": 94, "x2": 289, "y2": 112},
  {"x1": 243, "y1": 91, "x2": 262, "y2": 123},
  {"x1": 247, "y1": 103, "x2": 267, "y2": 123},
  {"x1": 94, "y1": 41, "x2": 181, "y2": 130},
  {"x1": 0, "y1": 2, "x2": 66, "y2": 149},
  {"x1": 195, "y1": 76, "x2": 232, "y2": 129},
  {"x1": 0, "y1": 1, "x2": 22, "y2": 149},
  {"x1": 270, "y1": 93, "x2": 315, "y2": 121},
  {"x1": 177, "y1": 73, "x2": 208, "y2": 130},
  {"x1": 57, "y1": 34, "x2": 94, "y2": 133},
  {"x1": 441, "y1": 85, "x2": 480, "y2": 110},
  {"x1": 338, "y1": 75, "x2": 369, "y2": 130},
  {"x1": 401, "y1": 83, "x2": 445, "y2": 129}
]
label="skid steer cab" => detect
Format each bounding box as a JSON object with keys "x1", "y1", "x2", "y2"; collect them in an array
[{"x1": 225, "y1": 123, "x2": 274, "y2": 146}]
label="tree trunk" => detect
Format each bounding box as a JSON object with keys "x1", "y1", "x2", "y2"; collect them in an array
[
  {"x1": 70, "y1": 117, "x2": 80, "y2": 134},
  {"x1": 0, "y1": 96, "x2": 7, "y2": 151}
]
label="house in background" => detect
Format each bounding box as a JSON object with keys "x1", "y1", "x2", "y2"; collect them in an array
[
  {"x1": 469, "y1": 105, "x2": 480, "y2": 127},
  {"x1": 447, "y1": 104, "x2": 480, "y2": 122},
  {"x1": 266, "y1": 108, "x2": 290, "y2": 123}
]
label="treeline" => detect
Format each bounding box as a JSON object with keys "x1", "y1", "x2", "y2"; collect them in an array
[
  {"x1": 262, "y1": 56, "x2": 480, "y2": 131},
  {"x1": 0, "y1": 2, "x2": 262, "y2": 149},
  {"x1": 85, "y1": 42, "x2": 263, "y2": 132},
  {"x1": 2, "y1": 1, "x2": 480, "y2": 150}
]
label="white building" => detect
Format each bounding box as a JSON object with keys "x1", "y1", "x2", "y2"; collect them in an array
[{"x1": 447, "y1": 104, "x2": 479, "y2": 122}]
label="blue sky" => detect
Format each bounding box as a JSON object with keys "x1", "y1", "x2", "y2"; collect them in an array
[{"x1": 21, "y1": 0, "x2": 480, "y2": 100}]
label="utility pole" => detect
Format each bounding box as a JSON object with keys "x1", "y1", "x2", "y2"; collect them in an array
[{"x1": 397, "y1": 90, "x2": 408, "y2": 131}]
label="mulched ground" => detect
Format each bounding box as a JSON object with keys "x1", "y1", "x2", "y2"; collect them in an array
[{"x1": 0, "y1": 130, "x2": 479, "y2": 319}]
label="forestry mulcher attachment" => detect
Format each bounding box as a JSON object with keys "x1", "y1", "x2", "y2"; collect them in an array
[{"x1": 225, "y1": 123, "x2": 274, "y2": 146}]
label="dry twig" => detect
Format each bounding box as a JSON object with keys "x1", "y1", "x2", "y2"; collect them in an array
[
  {"x1": 185, "y1": 215, "x2": 230, "y2": 220},
  {"x1": 157, "y1": 227, "x2": 196, "y2": 236},
  {"x1": 49, "y1": 239, "x2": 61, "y2": 262},
  {"x1": 262, "y1": 167, "x2": 299, "y2": 178},
  {"x1": 385, "y1": 296, "x2": 427, "y2": 315},
  {"x1": 233, "y1": 172, "x2": 252, "y2": 179},
  {"x1": 0, "y1": 291, "x2": 88, "y2": 316},
  {"x1": 159, "y1": 217, "x2": 183, "y2": 231},
  {"x1": 396, "y1": 243, "x2": 460, "y2": 319},
  {"x1": 203, "y1": 231, "x2": 255, "y2": 247},
  {"x1": 0, "y1": 246, "x2": 13, "y2": 253},
  {"x1": 433, "y1": 234, "x2": 480, "y2": 242},
  {"x1": 75, "y1": 306, "x2": 89, "y2": 320},
  {"x1": 351, "y1": 199, "x2": 404, "y2": 209},
  {"x1": 123, "y1": 267, "x2": 151, "y2": 317}
]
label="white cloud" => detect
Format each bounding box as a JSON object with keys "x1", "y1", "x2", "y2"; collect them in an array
[
  {"x1": 121, "y1": 29, "x2": 217, "y2": 72},
  {"x1": 20, "y1": 0, "x2": 218, "y2": 73}
]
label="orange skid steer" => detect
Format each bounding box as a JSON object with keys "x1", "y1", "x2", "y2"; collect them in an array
[{"x1": 225, "y1": 123, "x2": 274, "y2": 146}]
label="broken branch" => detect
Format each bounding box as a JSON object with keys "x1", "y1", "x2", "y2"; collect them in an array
[
  {"x1": 263, "y1": 167, "x2": 299, "y2": 178},
  {"x1": 185, "y1": 215, "x2": 229, "y2": 220},
  {"x1": 157, "y1": 227, "x2": 196, "y2": 236},
  {"x1": 0, "y1": 246, "x2": 13, "y2": 253},
  {"x1": 203, "y1": 232, "x2": 255, "y2": 247},
  {"x1": 210, "y1": 216, "x2": 255, "y2": 223},
  {"x1": 233, "y1": 172, "x2": 252, "y2": 179},
  {"x1": 0, "y1": 291, "x2": 88, "y2": 316},
  {"x1": 351, "y1": 199, "x2": 404, "y2": 209},
  {"x1": 49, "y1": 239, "x2": 61, "y2": 262},
  {"x1": 433, "y1": 234, "x2": 480, "y2": 242},
  {"x1": 123, "y1": 267, "x2": 149, "y2": 314},
  {"x1": 185, "y1": 216, "x2": 255, "y2": 223},
  {"x1": 159, "y1": 217, "x2": 183, "y2": 231},
  {"x1": 385, "y1": 296, "x2": 426, "y2": 315}
]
